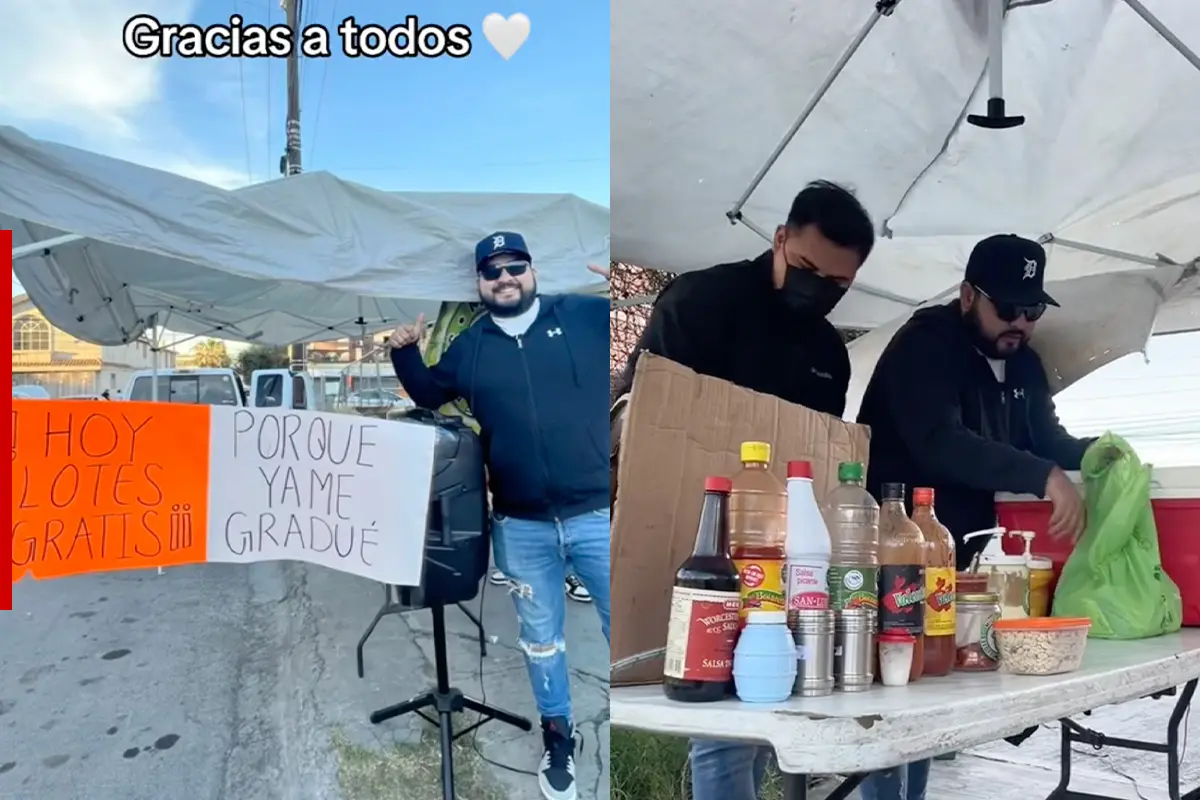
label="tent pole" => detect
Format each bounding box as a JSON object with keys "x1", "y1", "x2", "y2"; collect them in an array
[
  {"x1": 1039, "y1": 234, "x2": 1182, "y2": 269},
  {"x1": 726, "y1": 0, "x2": 901, "y2": 222},
  {"x1": 282, "y1": 0, "x2": 308, "y2": 374},
  {"x1": 1120, "y1": 0, "x2": 1200, "y2": 72},
  {"x1": 11, "y1": 233, "x2": 86, "y2": 263}
]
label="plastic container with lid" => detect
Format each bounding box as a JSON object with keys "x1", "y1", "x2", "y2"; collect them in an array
[
  {"x1": 877, "y1": 631, "x2": 916, "y2": 686},
  {"x1": 993, "y1": 617, "x2": 1091, "y2": 675},
  {"x1": 733, "y1": 610, "x2": 797, "y2": 702},
  {"x1": 963, "y1": 527, "x2": 1030, "y2": 619},
  {"x1": 729, "y1": 442, "x2": 788, "y2": 623}
]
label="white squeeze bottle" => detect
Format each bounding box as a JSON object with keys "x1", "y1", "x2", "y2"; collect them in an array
[{"x1": 784, "y1": 460, "x2": 833, "y2": 625}]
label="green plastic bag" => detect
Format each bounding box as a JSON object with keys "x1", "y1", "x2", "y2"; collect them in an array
[{"x1": 1051, "y1": 433, "x2": 1182, "y2": 639}]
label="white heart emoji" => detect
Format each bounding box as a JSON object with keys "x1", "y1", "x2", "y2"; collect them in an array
[{"x1": 482, "y1": 13, "x2": 530, "y2": 60}]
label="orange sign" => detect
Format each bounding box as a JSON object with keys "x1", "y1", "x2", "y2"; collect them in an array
[
  {"x1": 11, "y1": 401, "x2": 212, "y2": 582},
  {"x1": 3, "y1": 229, "x2": 10, "y2": 610}
]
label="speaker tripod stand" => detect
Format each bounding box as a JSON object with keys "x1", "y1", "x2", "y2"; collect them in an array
[{"x1": 358, "y1": 600, "x2": 532, "y2": 800}]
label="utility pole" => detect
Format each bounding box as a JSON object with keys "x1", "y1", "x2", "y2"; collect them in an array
[{"x1": 280, "y1": 0, "x2": 307, "y2": 370}]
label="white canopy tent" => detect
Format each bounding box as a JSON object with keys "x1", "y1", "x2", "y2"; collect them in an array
[
  {"x1": 1, "y1": 125, "x2": 610, "y2": 348},
  {"x1": 611, "y1": 0, "x2": 1200, "y2": 339}
]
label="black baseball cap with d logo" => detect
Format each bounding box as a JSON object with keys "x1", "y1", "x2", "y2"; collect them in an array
[
  {"x1": 964, "y1": 234, "x2": 1059, "y2": 321},
  {"x1": 475, "y1": 231, "x2": 531, "y2": 269}
]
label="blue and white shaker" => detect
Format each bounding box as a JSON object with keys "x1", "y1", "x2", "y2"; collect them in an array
[{"x1": 733, "y1": 610, "x2": 796, "y2": 703}]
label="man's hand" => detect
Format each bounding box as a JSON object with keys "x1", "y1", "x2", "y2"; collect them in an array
[
  {"x1": 388, "y1": 313, "x2": 426, "y2": 349},
  {"x1": 587, "y1": 263, "x2": 610, "y2": 281},
  {"x1": 1045, "y1": 466, "x2": 1086, "y2": 542}
]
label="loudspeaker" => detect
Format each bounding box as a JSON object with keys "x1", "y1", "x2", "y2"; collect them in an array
[{"x1": 394, "y1": 410, "x2": 490, "y2": 608}]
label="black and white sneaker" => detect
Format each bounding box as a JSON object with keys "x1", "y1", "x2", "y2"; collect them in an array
[
  {"x1": 565, "y1": 575, "x2": 592, "y2": 604},
  {"x1": 538, "y1": 716, "x2": 576, "y2": 800},
  {"x1": 488, "y1": 568, "x2": 508, "y2": 586}
]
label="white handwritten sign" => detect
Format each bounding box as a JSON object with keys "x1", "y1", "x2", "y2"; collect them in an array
[{"x1": 205, "y1": 408, "x2": 437, "y2": 586}]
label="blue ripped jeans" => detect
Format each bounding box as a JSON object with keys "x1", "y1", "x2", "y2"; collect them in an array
[
  {"x1": 688, "y1": 742, "x2": 930, "y2": 800},
  {"x1": 492, "y1": 508, "x2": 611, "y2": 722}
]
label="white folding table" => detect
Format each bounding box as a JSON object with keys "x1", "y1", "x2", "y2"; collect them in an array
[{"x1": 611, "y1": 631, "x2": 1200, "y2": 799}]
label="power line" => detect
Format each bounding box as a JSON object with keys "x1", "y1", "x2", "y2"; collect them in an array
[
  {"x1": 327, "y1": 157, "x2": 608, "y2": 173},
  {"x1": 306, "y1": 0, "x2": 339, "y2": 167},
  {"x1": 232, "y1": 0, "x2": 253, "y2": 184}
]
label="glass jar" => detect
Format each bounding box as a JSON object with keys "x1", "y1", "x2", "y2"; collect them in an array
[
  {"x1": 955, "y1": 592, "x2": 1001, "y2": 672},
  {"x1": 956, "y1": 571, "x2": 989, "y2": 595}
]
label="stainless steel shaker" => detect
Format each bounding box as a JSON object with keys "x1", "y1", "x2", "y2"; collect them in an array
[
  {"x1": 834, "y1": 607, "x2": 875, "y2": 691},
  {"x1": 791, "y1": 609, "x2": 835, "y2": 697}
]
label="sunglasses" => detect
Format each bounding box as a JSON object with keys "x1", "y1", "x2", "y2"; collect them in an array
[
  {"x1": 478, "y1": 261, "x2": 530, "y2": 282},
  {"x1": 973, "y1": 285, "x2": 1047, "y2": 323}
]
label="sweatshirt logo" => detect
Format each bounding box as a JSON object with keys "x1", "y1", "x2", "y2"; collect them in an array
[{"x1": 547, "y1": 328, "x2": 563, "y2": 338}]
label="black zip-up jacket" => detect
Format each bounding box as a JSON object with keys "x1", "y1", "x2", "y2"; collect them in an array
[
  {"x1": 617, "y1": 252, "x2": 850, "y2": 416},
  {"x1": 857, "y1": 302, "x2": 1095, "y2": 568},
  {"x1": 391, "y1": 294, "x2": 609, "y2": 521}
]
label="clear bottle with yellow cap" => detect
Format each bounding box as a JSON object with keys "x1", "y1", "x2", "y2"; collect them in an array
[{"x1": 729, "y1": 441, "x2": 788, "y2": 624}]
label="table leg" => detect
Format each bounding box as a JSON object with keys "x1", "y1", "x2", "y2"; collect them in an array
[{"x1": 781, "y1": 773, "x2": 808, "y2": 800}]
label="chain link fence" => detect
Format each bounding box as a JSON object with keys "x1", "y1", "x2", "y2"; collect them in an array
[{"x1": 609, "y1": 262, "x2": 675, "y2": 398}]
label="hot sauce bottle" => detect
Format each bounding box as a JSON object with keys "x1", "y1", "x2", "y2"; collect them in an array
[
  {"x1": 913, "y1": 487, "x2": 956, "y2": 677},
  {"x1": 663, "y1": 477, "x2": 742, "y2": 701},
  {"x1": 877, "y1": 482, "x2": 927, "y2": 683}
]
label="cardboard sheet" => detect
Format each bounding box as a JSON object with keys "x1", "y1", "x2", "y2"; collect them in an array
[{"x1": 610, "y1": 354, "x2": 871, "y2": 685}]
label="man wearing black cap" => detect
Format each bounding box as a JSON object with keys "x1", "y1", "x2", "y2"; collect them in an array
[
  {"x1": 388, "y1": 231, "x2": 609, "y2": 800},
  {"x1": 854, "y1": 234, "x2": 1094, "y2": 800}
]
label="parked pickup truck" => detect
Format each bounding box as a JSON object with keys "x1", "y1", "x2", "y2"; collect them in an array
[{"x1": 124, "y1": 367, "x2": 320, "y2": 410}]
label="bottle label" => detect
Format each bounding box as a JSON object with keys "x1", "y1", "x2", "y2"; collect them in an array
[
  {"x1": 733, "y1": 558, "x2": 785, "y2": 619},
  {"x1": 829, "y1": 566, "x2": 878, "y2": 612},
  {"x1": 878, "y1": 564, "x2": 926, "y2": 634},
  {"x1": 980, "y1": 611, "x2": 1000, "y2": 662},
  {"x1": 663, "y1": 586, "x2": 741, "y2": 681},
  {"x1": 784, "y1": 561, "x2": 829, "y2": 610},
  {"x1": 924, "y1": 567, "x2": 956, "y2": 636}
]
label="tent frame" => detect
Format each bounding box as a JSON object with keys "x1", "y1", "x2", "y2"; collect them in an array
[
  {"x1": 11, "y1": 233, "x2": 414, "y2": 348},
  {"x1": 722, "y1": 0, "x2": 1200, "y2": 312}
]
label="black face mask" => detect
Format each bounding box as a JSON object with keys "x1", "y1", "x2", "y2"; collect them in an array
[{"x1": 780, "y1": 266, "x2": 847, "y2": 318}]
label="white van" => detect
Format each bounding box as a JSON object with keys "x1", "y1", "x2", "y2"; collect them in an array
[{"x1": 124, "y1": 368, "x2": 319, "y2": 410}]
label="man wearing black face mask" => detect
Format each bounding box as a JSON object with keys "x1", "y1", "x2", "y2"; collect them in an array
[
  {"x1": 616, "y1": 180, "x2": 873, "y2": 416},
  {"x1": 616, "y1": 180, "x2": 875, "y2": 800}
]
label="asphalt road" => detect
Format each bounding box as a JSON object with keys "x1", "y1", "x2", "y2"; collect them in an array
[{"x1": 1, "y1": 561, "x2": 610, "y2": 800}]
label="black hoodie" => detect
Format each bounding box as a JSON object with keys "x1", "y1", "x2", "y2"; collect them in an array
[
  {"x1": 856, "y1": 302, "x2": 1094, "y2": 568},
  {"x1": 617, "y1": 252, "x2": 850, "y2": 416},
  {"x1": 391, "y1": 294, "x2": 609, "y2": 521}
]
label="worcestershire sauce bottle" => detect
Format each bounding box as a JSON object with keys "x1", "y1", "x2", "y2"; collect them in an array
[
  {"x1": 877, "y1": 482, "x2": 928, "y2": 683},
  {"x1": 663, "y1": 477, "x2": 742, "y2": 702}
]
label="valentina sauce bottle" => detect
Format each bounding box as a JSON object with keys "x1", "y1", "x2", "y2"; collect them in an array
[
  {"x1": 728, "y1": 442, "x2": 788, "y2": 625},
  {"x1": 913, "y1": 487, "x2": 956, "y2": 677},
  {"x1": 877, "y1": 482, "x2": 928, "y2": 683},
  {"x1": 662, "y1": 477, "x2": 742, "y2": 701}
]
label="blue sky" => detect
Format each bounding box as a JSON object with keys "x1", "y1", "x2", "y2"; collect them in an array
[
  {"x1": 4, "y1": 0, "x2": 609, "y2": 296},
  {"x1": 2, "y1": 0, "x2": 609, "y2": 198}
]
